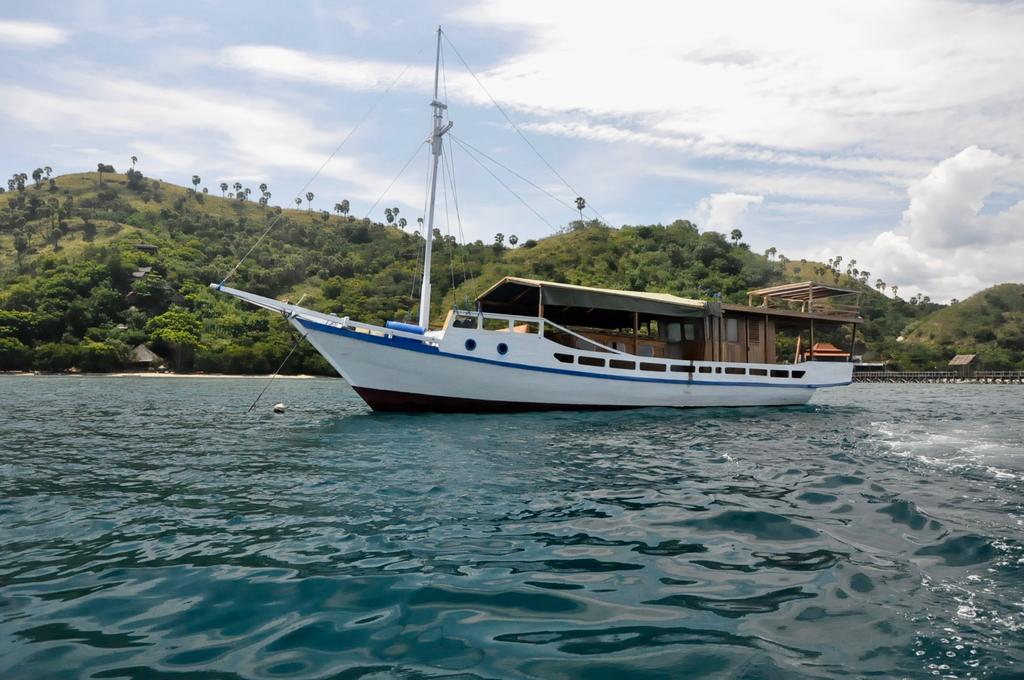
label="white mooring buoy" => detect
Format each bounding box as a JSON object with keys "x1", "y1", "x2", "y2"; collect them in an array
[{"x1": 272, "y1": 402, "x2": 287, "y2": 413}]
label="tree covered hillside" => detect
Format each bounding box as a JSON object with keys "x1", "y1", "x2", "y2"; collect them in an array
[
  {"x1": 902, "y1": 283, "x2": 1024, "y2": 369},
  {"x1": 0, "y1": 167, "x2": 1000, "y2": 373}
]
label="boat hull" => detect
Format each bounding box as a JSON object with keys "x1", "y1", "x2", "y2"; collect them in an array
[{"x1": 294, "y1": 317, "x2": 850, "y2": 413}]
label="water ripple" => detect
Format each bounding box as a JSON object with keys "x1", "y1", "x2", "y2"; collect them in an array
[{"x1": 1, "y1": 377, "x2": 1022, "y2": 679}]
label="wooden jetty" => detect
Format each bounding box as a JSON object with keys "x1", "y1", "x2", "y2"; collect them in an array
[{"x1": 854, "y1": 371, "x2": 1024, "y2": 384}]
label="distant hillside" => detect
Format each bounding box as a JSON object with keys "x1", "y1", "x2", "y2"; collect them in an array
[
  {"x1": 0, "y1": 167, "x2": 1008, "y2": 373},
  {"x1": 902, "y1": 283, "x2": 1024, "y2": 369}
]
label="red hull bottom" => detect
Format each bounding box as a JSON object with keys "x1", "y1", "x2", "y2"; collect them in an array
[{"x1": 352, "y1": 386, "x2": 636, "y2": 413}]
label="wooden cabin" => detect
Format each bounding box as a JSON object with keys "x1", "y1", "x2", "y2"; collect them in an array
[{"x1": 475, "y1": 277, "x2": 862, "y2": 365}]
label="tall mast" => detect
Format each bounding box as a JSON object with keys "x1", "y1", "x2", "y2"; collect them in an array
[{"x1": 418, "y1": 25, "x2": 452, "y2": 329}]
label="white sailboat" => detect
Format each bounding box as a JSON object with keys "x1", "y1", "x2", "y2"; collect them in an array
[{"x1": 213, "y1": 28, "x2": 860, "y2": 412}]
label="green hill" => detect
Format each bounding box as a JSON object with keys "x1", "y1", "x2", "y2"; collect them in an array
[
  {"x1": 0, "y1": 167, "x2": 1009, "y2": 373},
  {"x1": 902, "y1": 283, "x2": 1024, "y2": 369}
]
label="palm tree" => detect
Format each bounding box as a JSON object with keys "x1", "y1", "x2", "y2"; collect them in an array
[
  {"x1": 384, "y1": 208, "x2": 394, "y2": 225},
  {"x1": 233, "y1": 182, "x2": 242, "y2": 194},
  {"x1": 339, "y1": 199, "x2": 350, "y2": 217},
  {"x1": 334, "y1": 202, "x2": 343, "y2": 215},
  {"x1": 391, "y1": 206, "x2": 400, "y2": 222},
  {"x1": 398, "y1": 217, "x2": 407, "y2": 229},
  {"x1": 891, "y1": 285, "x2": 899, "y2": 299},
  {"x1": 43, "y1": 166, "x2": 52, "y2": 180},
  {"x1": 97, "y1": 163, "x2": 106, "y2": 186},
  {"x1": 191, "y1": 175, "x2": 201, "y2": 194},
  {"x1": 219, "y1": 182, "x2": 228, "y2": 196},
  {"x1": 259, "y1": 182, "x2": 268, "y2": 194},
  {"x1": 765, "y1": 246, "x2": 777, "y2": 260},
  {"x1": 243, "y1": 187, "x2": 251, "y2": 201},
  {"x1": 730, "y1": 229, "x2": 742, "y2": 245},
  {"x1": 508, "y1": 234, "x2": 519, "y2": 247},
  {"x1": 875, "y1": 279, "x2": 886, "y2": 294},
  {"x1": 494, "y1": 232, "x2": 505, "y2": 247},
  {"x1": 32, "y1": 168, "x2": 43, "y2": 188},
  {"x1": 295, "y1": 197, "x2": 303, "y2": 209},
  {"x1": 130, "y1": 156, "x2": 138, "y2": 169},
  {"x1": 305, "y1": 191, "x2": 315, "y2": 211}
]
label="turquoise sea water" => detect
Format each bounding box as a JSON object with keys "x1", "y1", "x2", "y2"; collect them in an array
[{"x1": 1, "y1": 376, "x2": 1022, "y2": 679}]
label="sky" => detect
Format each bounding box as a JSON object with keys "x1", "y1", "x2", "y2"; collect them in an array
[{"x1": 1, "y1": 0, "x2": 1022, "y2": 302}]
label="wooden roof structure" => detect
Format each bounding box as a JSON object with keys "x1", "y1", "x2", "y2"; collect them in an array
[
  {"x1": 477, "y1": 277, "x2": 712, "y2": 327},
  {"x1": 748, "y1": 281, "x2": 859, "y2": 302},
  {"x1": 948, "y1": 354, "x2": 977, "y2": 366},
  {"x1": 130, "y1": 344, "x2": 161, "y2": 364},
  {"x1": 746, "y1": 280, "x2": 861, "y2": 323}
]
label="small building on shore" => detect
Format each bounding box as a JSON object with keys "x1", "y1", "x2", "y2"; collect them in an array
[
  {"x1": 130, "y1": 344, "x2": 162, "y2": 370},
  {"x1": 949, "y1": 354, "x2": 978, "y2": 377}
]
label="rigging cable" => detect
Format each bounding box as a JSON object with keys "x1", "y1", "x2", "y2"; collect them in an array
[
  {"x1": 442, "y1": 30, "x2": 610, "y2": 226},
  {"x1": 450, "y1": 135, "x2": 558, "y2": 233},
  {"x1": 362, "y1": 141, "x2": 428, "y2": 220},
  {"x1": 439, "y1": 147, "x2": 458, "y2": 303},
  {"x1": 218, "y1": 44, "x2": 429, "y2": 287},
  {"x1": 408, "y1": 119, "x2": 436, "y2": 313},
  {"x1": 438, "y1": 38, "x2": 473, "y2": 306},
  {"x1": 246, "y1": 330, "x2": 307, "y2": 414},
  {"x1": 443, "y1": 136, "x2": 473, "y2": 305},
  {"x1": 449, "y1": 133, "x2": 576, "y2": 212}
]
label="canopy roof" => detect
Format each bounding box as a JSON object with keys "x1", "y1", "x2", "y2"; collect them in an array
[
  {"x1": 748, "y1": 281, "x2": 859, "y2": 302},
  {"x1": 476, "y1": 277, "x2": 710, "y2": 322},
  {"x1": 949, "y1": 354, "x2": 977, "y2": 366}
]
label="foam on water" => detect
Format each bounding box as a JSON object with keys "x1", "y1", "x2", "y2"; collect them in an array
[{"x1": 0, "y1": 377, "x2": 1021, "y2": 679}]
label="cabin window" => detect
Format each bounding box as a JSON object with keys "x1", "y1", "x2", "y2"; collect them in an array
[
  {"x1": 465, "y1": 338, "x2": 477, "y2": 351},
  {"x1": 609, "y1": 359, "x2": 636, "y2": 370},
  {"x1": 726, "y1": 318, "x2": 739, "y2": 343},
  {"x1": 671, "y1": 364, "x2": 695, "y2": 373},
  {"x1": 725, "y1": 367, "x2": 746, "y2": 375},
  {"x1": 578, "y1": 356, "x2": 605, "y2": 367},
  {"x1": 749, "y1": 322, "x2": 760, "y2": 344},
  {"x1": 482, "y1": 318, "x2": 511, "y2": 331},
  {"x1": 453, "y1": 313, "x2": 478, "y2": 328},
  {"x1": 554, "y1": 353, "x2": 574, "y2": 364},
  {"x1": 684, "y1": 323, "x2": 696, "y2": 341},
  {"x1": 750, "y1": 368, "x2": 767, "y2": 376},
  {"x1": 639, "y1": 345, "x2": 655, "y2": 357},
  {"x1": 715, "y1": 367, "x2": 722, "y2": 373},
  {"x1": 497, "y1": 342, "x2": 509, "y2": 355},
  {"x1": 640, "y1": 362, "x2": 666, "y2": 372},
  {"x1": 667, "y1": 322, "x2": 682, "y2": 343},
  {"x1": 791, "y1": 370, "x2": 806, "y2": 379},
  {"x1": 698, "y1": 366, "x2": 712, "y2": 374},
  {"x1": 770, "y1": 369, "x2": 789, "y2": 378}
]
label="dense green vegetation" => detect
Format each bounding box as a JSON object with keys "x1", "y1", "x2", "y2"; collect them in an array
[
  {"x1": 1, "y1": 168, "x2": 1019, "y2": 373},
  {"x1": 901, "y1": 283, "x2": 1024, "y2": 370}
]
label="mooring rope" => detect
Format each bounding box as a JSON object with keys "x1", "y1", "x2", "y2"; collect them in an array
[
  {"x1": 246, "y1": 331, "x2": 307, "y2": 414},
  {"x1": 218, "y1": 45, "x2": 428, "y2": 287}
]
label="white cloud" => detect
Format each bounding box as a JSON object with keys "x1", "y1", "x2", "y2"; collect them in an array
[
  {"x1": 0, "y1": 20, "x2": 68, "y2": 48},
  {"x1": 696, "y1": 192, "x2": 764, "y2": 232},
  {"x1": 819, "y1": 147, "x2": 1024, "y2": 301},
  {"x1": 0, "y1": 75, "x2": 426, "y2": 209},
  {"x1": 900, "y1": 145, "x2": 1012, "y2": 249}
]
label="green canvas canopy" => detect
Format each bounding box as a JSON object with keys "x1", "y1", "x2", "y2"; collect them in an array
[{"x1": 476, "y1": 277, "x2": 712, "y2": 324}]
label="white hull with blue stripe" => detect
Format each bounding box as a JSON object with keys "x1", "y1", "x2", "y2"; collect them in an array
[{"x1": 213, "y1": 285, "x2": 852, "y2": 412}]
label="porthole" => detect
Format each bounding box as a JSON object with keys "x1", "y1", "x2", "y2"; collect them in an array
[
  {"x1": 497, "y1": 342, "x2": 509, "y2": 355},
  {"x1": 465, "y1": 338, "x2": 477, "y2": 351}
]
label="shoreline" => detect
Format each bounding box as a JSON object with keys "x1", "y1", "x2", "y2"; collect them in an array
[{"x1": 0, "y1": 372, "x2": 333, "y2": 379}]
